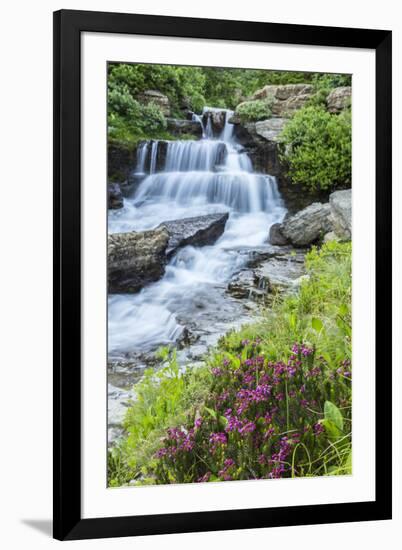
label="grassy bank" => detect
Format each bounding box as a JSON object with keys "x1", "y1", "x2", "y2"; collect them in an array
[{"x1": 108, "y1": 240, "x2": 352, "y2": 486}]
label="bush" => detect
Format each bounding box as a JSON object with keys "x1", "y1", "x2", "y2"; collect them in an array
[
  {"x1": 279, "y1": 106, "x2": 351, "y2": 190},
  {"x1": 108, "y1": 242, "x2": 352, "y2": 486},
  {"x1": 235, "y1": 98, "x2": 274, "y2": 123},
  {"x1": 108, "y1": 79, "x2": 169, "y2": 146}
]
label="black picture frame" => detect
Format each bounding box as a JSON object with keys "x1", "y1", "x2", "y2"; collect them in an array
[{"x1": 53, "y1": 9, "x2": 392, "y2": 541}]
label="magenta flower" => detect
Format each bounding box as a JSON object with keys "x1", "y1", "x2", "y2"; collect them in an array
[{"x1": 313, "y1": 422, "x2": 325, "y2": 436}]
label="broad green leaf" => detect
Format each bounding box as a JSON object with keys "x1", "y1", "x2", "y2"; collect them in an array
[
  {"x1": 322, "y1": 419, "x2": 342, "y2": 441},
  {"x1": 311, "y1": 317, "x2": 323, "y2": 332},
  {"x1": 324, "y1": 401, "x2": 344, "y2": 432}
]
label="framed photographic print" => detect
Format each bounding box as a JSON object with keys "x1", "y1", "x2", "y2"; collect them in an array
[{"x1": 53, "y1": 9, "x2": 392, "y2": 540}]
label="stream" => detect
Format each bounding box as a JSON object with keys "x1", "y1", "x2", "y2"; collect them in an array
[{"x1": 108, "y1": 108, "x2": 287, "y2": 442}]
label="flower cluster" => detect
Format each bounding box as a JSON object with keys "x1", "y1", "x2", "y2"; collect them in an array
[{"x1": 153, "y1": 341, "x2": 351, "y2": 484}]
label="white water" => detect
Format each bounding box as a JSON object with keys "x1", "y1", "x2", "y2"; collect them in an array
[{"x1": 108, "y1": 109, "x2": 286, "y2": 357}]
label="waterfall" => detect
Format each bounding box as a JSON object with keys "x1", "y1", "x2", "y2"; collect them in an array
[
  {"x1": 135, "y1": 142, "x2": 149, "y2": 174},
  {"x1": 108, "y1": 107, "x2": 286, "y2": 356},
  {"x1": 149, "y1": 140, "x2": 159, "y2": 174}
]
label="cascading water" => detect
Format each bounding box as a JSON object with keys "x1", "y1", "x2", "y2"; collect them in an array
[{"x1": 108, "y1": 108, "x2": 286, "y2": 358}]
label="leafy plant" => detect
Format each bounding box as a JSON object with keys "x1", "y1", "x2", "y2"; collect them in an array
[
  {"x1": 235, "y1": 98, "x2": 274, "y2": 123},
  {"x1": 279, "y1": 105, "x2": 351, "y2": 190}
]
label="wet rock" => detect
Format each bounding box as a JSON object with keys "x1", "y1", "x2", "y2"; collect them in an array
[
  {"x1": 202, "y1": 110, "x2": 227, "y2": 133},
  {"x1": 227, "y1": 270, "x2": 256, "y2": 299},
  {"x1": 236, "y1": 245, "x2": 285, "y2": 267},
  {"x1": 329, "y1": 189, "x2": 352, "y2": 240},
  {"x1": 166, "y1": 118, "x2": 203, "y2": 138},
  {"x1": 108, "y1": 182, "x2": 124, "y2": 209},
  {"x1": 108, "y1": 143, "x2": 137, "y2": 182},
  {"x1": 159, "y1": 212, "x2": 229, "y2": 256},
  {"x1": 255, "y1": 252, "x2": 306, "y2": 293},
  {"x1": 227, "y1": 249, "x2": 306, "y2": 302},
  {"x1": 327, "y1": 87, "x2": 351, "y2": 114},
  {"x1": 268, "y1": 223, "x2": 288, "y2": 246},
  {"x1": 233, "y1": 121, "x2": 283, "y2": 176},
  {"x1": 136, "y1": 89, "x2": 170, "y2": 116},
  {"x1": 282, "y1": 203, "x2": 332, "y2": 247},
  {"x1": 108, "y1": 226, "x2": 170, "y2": 293}
]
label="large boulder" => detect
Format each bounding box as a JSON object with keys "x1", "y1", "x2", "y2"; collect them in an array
[
  {"x1": 159, "y1": 213, "x2": 229, "y2": 256},
  {"x1": 329, "y1": 189, "x2": 352, "y2": 239},
  {"x1": 327, "y1": 87, "x2": 351, "y2": 114},
  {"x1": 282, "y1": 202, "x2": 332, "y2": 247},
  {"x1": 251, "y1": 84, "x2": 314, "y2": 117},
  {"x1": 108, "y1": 227, "x2": 170, "y2": 293},
  {"x1": 136, "y1": 89, "x2": 170, "y2": 116},
  {"x1": 254, "y1": 118, "x2": 288, "y2": 141}
]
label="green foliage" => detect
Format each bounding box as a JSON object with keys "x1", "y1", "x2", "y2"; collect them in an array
[
  {"x1": 108, "y1": 78, "x2": 169, "y2": 146},
  {"x1": 308, "y1": 73, "x2": 352, "y2": 107},
  {"x1": 108, "y1": 242, "x2": 352, "y2": 486},
  {"x1": 107, "y1": 348, "x2": 212, "y2": 486},
  {"x1": 108, "y1": 63, "x2": 206, "y2": 117},
  {"x1": 235, "y1": 98, "x2": 274, "y2": 123},
  {"x1": 279, "y1": 105, "x2": 351, "y2": 190},
  {"x1": 108, "y1": 63, "x2": 351, "y2": 147}
]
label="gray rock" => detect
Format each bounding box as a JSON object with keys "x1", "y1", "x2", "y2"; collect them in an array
[
  {"x1": 227, "y1": 249, "x2": 306, "y2": 301},
  {"x1": 268, "y1": 223, "x2": 288, "y2": 246},
  {"x1": 282, "y1": 202, "x2": 332, "y2": 247},
  {"x1": 108, "y1": 183, "x2": 123, "y2": 210},
  {"x1": 136, "y1": 89, "x2": 170, "y2": 116},
  {"x1": 255, "y1": 252, "x2": 306, "y2": 293},
  {"x1": 251, "y1": 84, "x2": 314, "y2": 117},
  {"x1": 329, "y1": 189, "x2": 352, "y2": 239},
  {"x1": 202, "y1": 110, "x2": 227, "y2": 133},
  {"x1": 254, "y1": 118, "x2": 288, "y2": 141},
  {"x1": 108, "y1": 227, "x2": 170, "y2": 293},
  {"x1": 159, "y1": 212, "x2": 229, "y2": 256},
  {"x1": 327, "y1": 87, "x2": 351, "y2": 114},
  {"x1": 166, "y1": 118, "x2": 203, "y2": 138},
  {"x1": 323, "y1": 231, "x2": 340, "y2": 243},
  {"x1": 227, "y1": 270, "x2": 256, "y2": 299}
]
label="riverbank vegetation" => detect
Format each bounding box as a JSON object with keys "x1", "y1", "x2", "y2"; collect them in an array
[{"x1": 108, "y1": 240, "x2": 352, "y2": 486}]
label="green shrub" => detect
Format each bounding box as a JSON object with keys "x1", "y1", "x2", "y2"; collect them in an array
[
  {"x1": 108, "y1": 79, "x2": 169, "y2": 147},
  {"x1": 235, "y1": 98, "x2": 274, "y2": 123},
  {"x1": 279, "y1": 106, "x2": 351, "y2": 190}
]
